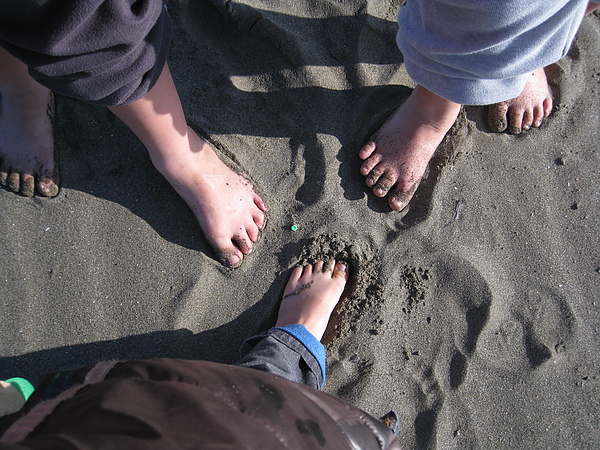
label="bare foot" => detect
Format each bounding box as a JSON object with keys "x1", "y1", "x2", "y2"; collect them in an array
[
  {"x1": 0, "y1": 87, "x2": 59, "y2": 197},
  {"x1": 488, "y1": 67, "x2": 553, "y2": 135},
  {"x1": 359, "y1": 85, "x2": 461, "y2": 211},
  {"x1": 275, "y1": 260, "x2": 349, "y2": 341},
  {"x1": 108, "y1": 64, "x2": 266, "y2": 268},
  {"x1": 156, "y1": 129, "x2": 267, "y2": 268}
]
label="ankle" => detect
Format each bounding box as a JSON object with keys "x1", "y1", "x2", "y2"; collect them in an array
[
  {"x1": 411, "y1": 85, "x2": 461, "y2": 130},
  {"x1": 414, "y1": 85, "x2": 461, "y2": 113}
]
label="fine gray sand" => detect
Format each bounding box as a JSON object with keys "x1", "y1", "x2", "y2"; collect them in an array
[{"x1": 1, "y1": 1, "x2": 599, "y2": 448}]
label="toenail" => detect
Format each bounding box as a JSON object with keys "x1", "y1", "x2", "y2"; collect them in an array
[
  {"x1": 228, "y1": 255, "x2": 241, "y2": 268},
  {"x1": 391, "y1": 200, "x2": 407, "y2": 211},
  {"x1": 523, "y1": 125, "x2": 531, "y2": 131},
  {"x1": 374, "y1": 186, "x2": 388, "y2": 196}
]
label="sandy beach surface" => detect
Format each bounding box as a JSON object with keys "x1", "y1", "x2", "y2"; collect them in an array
[{"x1": 1, "y1": 1, "x2": 599, "y2": 448}]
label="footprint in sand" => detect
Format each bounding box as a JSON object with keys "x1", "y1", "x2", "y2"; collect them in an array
[
  {"x1": 289, "y1": 135, "x2": 328, "y2": 207},
  {"x1": 477, "y1": 285, "x2": 576, "y2": 372},
  {"x1": 433, "y1": 255, "x2": 493, "y2": 390},
  {"x1": 381, "y1": 252, "x2": 492, "y2": 448},
  {"x1": 407, "y1": 361, "x2": 444, "y2": 450}
]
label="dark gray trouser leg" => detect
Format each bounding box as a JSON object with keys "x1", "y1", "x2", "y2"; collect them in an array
[{"x1": 238, "y1": 329, "x2": 323, "y2": 390}]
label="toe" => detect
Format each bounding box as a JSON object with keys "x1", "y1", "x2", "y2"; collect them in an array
[
  {"x1": 388, "y1": 179, "x2": 420, "y2": 211},
  {"x1": 365, "y1": 168, "x2": 383, "y2": 188},
  {"x1": 314, "y1": 260, "x2": 325, "y2": 273},
  {"x1": 221, "y1": 250, "x2": 243, "y2": 269},
  {"x1": 0, "y1": 161, "x2": 10, "y2": 186},
  {"x1": 389, "y1": 194, "x2": 409, "y2": 211},
  {"x1": 360, "y1": 153, "x2": 382, "y2": 177},
  {"x1": 37, "y1": 175, "x2": 59, "y2": 197},
  {"x1": 252, "y1": 207, "x2": 266, "y2": 230},
  {"x1": 300, "y1": 263, "x2": 313, "y2": 278},
  {"x1": 253, "y1": 192, "x2": 268, "y2": 213},
  {"x1": 226, "y1": 253, "x2": 243, "y2": 269},
  {"x1": 8, "y1": 171, "x2": 20, "y2": 193},
  {"x1": 211, "y1": 237, "x2": 244, "y2": 268},
  {"x1": 359, "y1": 141, "x2": 376, "y2": 160},
  {"x1": 508, "y1": 108, "x2": 524, "y2": 134},
  {"x1": 253, "y1": 214, "x2": 265, "y2": 231},
  {"x1": 488, "y1": 103, "x2": 509, "y2": 132},
  {"x1": 543, "y1": 97, "x2": 553, "y2": 117},
  {"x1": 332, "y1": 261, "x2": 349, "y2": 281},
  {"x1": 532, "y1": 105, "x2": 544, "y2": 128},
  {"x1": 246, "y1": 220, "x2": 260, "y2": 242},
  {"x1": 521, "y1": 109, "x2": 534, "y2": 131},
  {"x1": 234, "y1": 233, "x2": 253, "y2": 255},
  {"x1": 373, "y1": 174, "x2": 395, "y2": 197},
  {"x1": 289, "y1": 266, "x2": 303, "y2": 284},
  {"x1": 21, "y1": 173, "x2": 35, "y2": 197},
  {"x1": 324, "y1": 259, "x2": 336, "y2": 273}
]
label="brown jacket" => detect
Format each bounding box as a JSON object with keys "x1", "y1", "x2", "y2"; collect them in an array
[{"x1": 1, "y1": 359, "x2": 400, "y2": 449}]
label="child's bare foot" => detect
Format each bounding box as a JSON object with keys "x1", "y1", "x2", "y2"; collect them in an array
[
  {"x1": 157, "y1": 129, "x2": 267, "y2": 268},
  {"x1": 108, "y1": 64, "x2": 266, "y2": 268},
  {"x1": 275, "y1": 260, "x2": 349, "y2": 341},
  {"x1": 359, "y1": 85, "x2": 461, "y2": 211},
  {"x1": 488, "y1": 67, "x2": 553, "y2": 135},
  {"x1": 0, "y1": 76, "x2": 59, "y2": 197}
]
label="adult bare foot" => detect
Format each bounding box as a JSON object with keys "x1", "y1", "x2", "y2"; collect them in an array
[
  {"x1": 488, "y1": 67, "x2": 553, "y2": 135},
  {"x1": 0, "y1": 48, "x2": 59, "y2": 197},
  {"x1": 157, "y1": 129, "x2": 267, "y2": 268},
  {"x1": 275, "y1": 260, "x2": 349, "y2": 341},
  {"x1": 359, "y1": 85, "x2": 461, "y2": 211}
]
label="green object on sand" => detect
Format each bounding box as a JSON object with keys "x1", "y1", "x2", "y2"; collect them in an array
[
  {"x1": 291, "y1": 225, "x2": 298, "y2": 231},
  {"x1": 6, "y1": 378, "x2": 35, "y2": 401}
]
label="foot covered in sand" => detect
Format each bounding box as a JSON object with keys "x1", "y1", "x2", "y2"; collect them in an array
[
  {"x1": 275, "y1": 259, "x2": 349, "y2": 341},
  {"x1": 359, "y1": 85, "x2": 461, "y2": 211},
  {"x1": 158, "y1": 129, "x2": 267, "y2": 268},
  {"x1": 0, "y1": 88, "x2": 59, "y2": 197},
  {"x1": 488, "y1": 67, "x2": 553, "y2": 134}
]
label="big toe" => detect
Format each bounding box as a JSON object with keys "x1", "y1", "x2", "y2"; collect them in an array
[
  {"x1": 37, "y1": 175, "x2": 59, "y2": 197},
  {"x1": 332, "y1": 262, "x2": 349, "y2": 282},
  {"x1": 217, "y1": 248, "x2": 244, "y2": 269},
  {"x1": 488, "y1": 103, "x2": 508, "y2": 133},
  {"x1": 226, "y1": 253, "x2": 243, "y2": 268},
  {"x1": 388, "y1": 181, "x2": 420, "y2": 212},
  {"x1": 389, "y1": 193, "x2": 410, "y2": 212},
  {"x1": 210, "y1": 235, "x2": 251, "y2": 268}
]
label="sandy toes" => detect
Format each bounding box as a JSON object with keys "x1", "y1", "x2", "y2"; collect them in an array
[
  {"x1": 275, "y1": 260, "x2": 349, "y2": 341},
  {"x1": 160, "y1": 129, "x2": 267, "y2": 268},
  {"x1": 359, "y1": 85, "x2": 460, "y2": 212},
  {"x1": 488, "y1": 67, "x2": 553, "y2": 134},
  {"x1": 107, "y1": 64, "x2": 267, "y2": 268},
  {"x1": 0, "y1": 89, "x2": 59, "y2": 198}
]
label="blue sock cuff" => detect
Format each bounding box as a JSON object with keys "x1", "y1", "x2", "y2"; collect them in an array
[{"x1": 273, "y1": 324, "x2": 326, "y2": 384}]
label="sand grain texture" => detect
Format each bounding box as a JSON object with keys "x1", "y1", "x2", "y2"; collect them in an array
[{"x1": 1, "y1": 1, "x2": 599, "y2": 448}]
